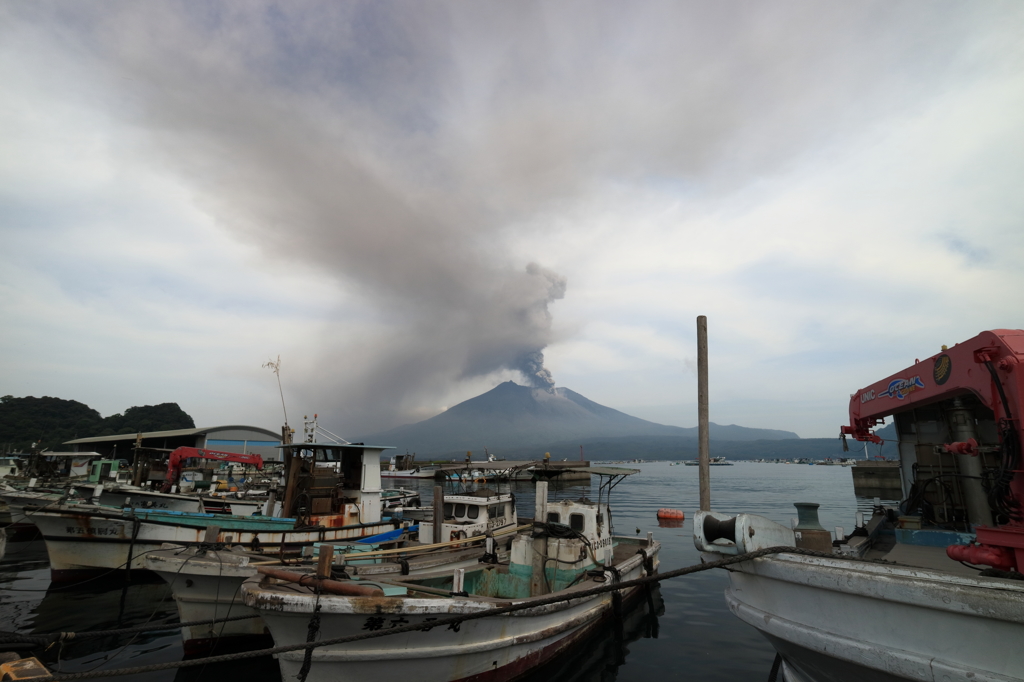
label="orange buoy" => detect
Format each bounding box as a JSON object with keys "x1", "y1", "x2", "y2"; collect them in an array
[{"x1": 657, "y1": 508, "x2": 685, "y2": 520}]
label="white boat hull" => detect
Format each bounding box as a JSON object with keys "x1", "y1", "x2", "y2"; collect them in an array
[
  {"x1": 720, "y1": 552, "x2": 1024, "y2": 682},
  {"x1": 244, "y1": 538, "x2": 658, "y2": 682},
  {"x1": 147, "y1": 550, "x2": 269, "y2": 655},
  {"x1": 146, "y1": 543, "x2": 511, "y2": 655},
  {"x1": 27, "y1": 505, "x2": 396, "y2": 580},
  {"x1": 381, "y1": 470, "x2": 437, "y2": 479}
]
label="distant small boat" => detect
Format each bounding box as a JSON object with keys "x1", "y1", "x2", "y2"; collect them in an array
[
  {"x1": 381, "y1": 453, "x2": 440, "y2": 479},
  {"x1": 683, "y1": 457, "x2": 732, "y2": 466}
]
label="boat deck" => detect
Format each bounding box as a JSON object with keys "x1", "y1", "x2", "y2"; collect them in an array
[
  {"x1": 870, "y1": 543, "x2": 985, "y2": 579},
  {"x1": 374, "y1": 535, "x2": 657, "y2": 600}
]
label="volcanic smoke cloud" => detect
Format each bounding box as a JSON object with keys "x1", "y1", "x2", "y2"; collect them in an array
[
  {"x1": 4, "y1": 2, "x2": 1004, "y2": 430},
  {"x1": 11, "y1": 3, "x2": 577, "y2": 430}
]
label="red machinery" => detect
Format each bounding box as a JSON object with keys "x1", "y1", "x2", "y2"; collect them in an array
[
  {"x1": 162, "y1": 446, "x2": 264, "y2": 493},
  {"x1": 842, "y1": 329, "x2": 1024, "y2": 571}
]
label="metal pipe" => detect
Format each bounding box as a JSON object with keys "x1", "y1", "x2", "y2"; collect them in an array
[
  {"x1": 256, "y1": 566, "x2": 384, "y2": 597},
  {"x1": 697, "y1": 315, "x2": 711, "y2": 512},
  {"x1": 946, "y1": 398, "x2": 993, "y2": 528}
]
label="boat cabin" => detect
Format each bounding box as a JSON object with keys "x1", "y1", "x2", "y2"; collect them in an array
[
  {"x1": 388, "y1": 453, "x2": 415, "y2": 472},
  {"x1": 277, "y1": 441, "x2": 391, "y2": 528},
  {"x1": 88, "y1": 459, "x2": 132, "y2": 484},
  {"x1": 0, "y1": 457, "x2": 22, "y2": 479},
  {"x1": 418, "y1": 488, "x2": 517, "y2": 542},
  {"x1": 412, "y1": 472, "x2": 638, "y2": 599}
]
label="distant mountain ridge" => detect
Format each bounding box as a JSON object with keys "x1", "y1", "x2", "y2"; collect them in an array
[
  {"x1": 0, "y1": 396, "x2": 195, "y2": 452},
  {"x1": 359, "y1": 381, "x2": 798, "y2": 456}
]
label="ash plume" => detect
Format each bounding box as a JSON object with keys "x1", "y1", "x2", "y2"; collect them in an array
[
  {"x1": 517, "y1": 351, "x2": 555, "y2": 390},
  {"x1": 3, "y1": 1, "x2": 1004, "y2": 430}
]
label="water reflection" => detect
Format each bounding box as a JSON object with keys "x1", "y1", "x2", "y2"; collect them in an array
[{"x1": 521, "y1": 585, "x2": 665, "y2": 682}]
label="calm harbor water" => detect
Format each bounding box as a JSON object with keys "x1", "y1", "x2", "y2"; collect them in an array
[{"x1": 0, "y1": 463, "x2": 885, "y2": 682}]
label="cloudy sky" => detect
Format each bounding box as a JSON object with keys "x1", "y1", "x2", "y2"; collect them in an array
[{"x1": 2, "y1": 1, "x2": 1022, "y2": 439}]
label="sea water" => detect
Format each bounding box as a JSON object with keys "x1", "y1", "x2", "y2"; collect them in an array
[{"x1": 0, "y1": 463, "x2": 887, "y2": 682}]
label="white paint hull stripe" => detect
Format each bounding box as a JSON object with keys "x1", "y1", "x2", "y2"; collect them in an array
[{"x1": 277, "y1": 600, "x2": 608, "y2": 662}]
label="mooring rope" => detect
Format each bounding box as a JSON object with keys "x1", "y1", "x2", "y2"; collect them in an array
[{"x1": 22, "y1": 545, "x2": 839, "y2": 681}]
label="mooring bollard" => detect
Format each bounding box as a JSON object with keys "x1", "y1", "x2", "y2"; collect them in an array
[{"x1": 793, "y1": 502, "x2": 833, "y2": 552}]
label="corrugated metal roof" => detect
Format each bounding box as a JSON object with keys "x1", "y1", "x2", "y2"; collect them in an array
[
  {"x1": 278, "y1": 442, "x2": 394, "y2": 450},
  {"x1": 64, "y1": 425, "x2": 281, "y2": 445},
  {"x1": 41, "y1": 451, "x2": 105, "y2": 458}
]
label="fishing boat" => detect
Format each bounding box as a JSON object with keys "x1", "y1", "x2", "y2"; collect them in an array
[
  {"x1": 684, "y1": 456, "x2": 732, "y2": 466},
  {"x1": 381, "y1": 453, "x2": 439, "y2": 480},
  {"x1": 0, "y1": 450, "x2": 267, "y2": 531},
  {"x1": 21, "y1": 439, "x2": 399, "y2": 580},
  {"x1": 146, "y1": 485, "x2": 525, "y2": 655},
  {"x1": 381, "y1": 487, "x2": 420, "y2": 510},
  {"x1": 693, "y1": 329, "x2": 1024, "y2": 682},
  {"x1": 145, "y1": 525, "x2": 528, "y2": 655},
  {"x1": 240, "y1": 468, "x2": 658, "y2": 682}
]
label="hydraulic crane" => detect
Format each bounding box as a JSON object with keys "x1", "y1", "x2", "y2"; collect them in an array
[
  {"x1": 162, "y1": 446, "x2": 264, "y2": 493},
  {"x1": 841, "y1": 329, "x2": 1024, "y2": 570}
]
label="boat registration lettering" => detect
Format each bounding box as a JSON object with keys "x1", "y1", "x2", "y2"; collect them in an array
[
  {"x1": 362, "y1": 616, "x2": 409, "y2": 631},
  {"x1": 65, "y1": 526, "x2": 118, "y2": 536},
  {"x1": 486, "y1": 516, "x2": 506, "y2": 529}
]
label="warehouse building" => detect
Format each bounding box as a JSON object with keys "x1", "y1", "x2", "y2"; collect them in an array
[{"x1": 64, "y1": 425, "x2": 284, "y2": 461}]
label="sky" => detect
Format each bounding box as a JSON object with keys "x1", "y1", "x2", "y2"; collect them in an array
[{"x1": 2, "y1": 1, "x2": 1023, "y2": 439}]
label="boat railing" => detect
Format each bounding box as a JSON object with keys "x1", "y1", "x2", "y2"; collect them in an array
[{"x1": 326, "y1": 522, "x2": 532, "y2": 563}]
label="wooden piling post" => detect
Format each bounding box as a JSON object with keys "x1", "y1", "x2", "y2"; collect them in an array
[
  {"x1": 530, "y1": 481, "x2": 550, "y2": 597},
  {"x1": 433, "y1": 486, "x2": 444, "y2": 544},
  {"x1": 697, "y1": 315, "x2": 711, "y2": 512},
  {"x1": 317, "y1": 545, "x2": 334, "y2": 579}
]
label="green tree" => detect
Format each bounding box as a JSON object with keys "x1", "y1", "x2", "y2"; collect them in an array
[{"x1": 0, "y1": 397, "x2": 195, "y2": 452}]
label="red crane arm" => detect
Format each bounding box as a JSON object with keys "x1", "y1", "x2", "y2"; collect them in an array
[
  {"x1": 840, "y1": 329, "x2": 1024, "y2": 443},
  {"x1": 840, "y1": 329, "x2": 1024, "y2": 571},
  {"x1": 162, "y1": 446, "x2": 264, "y2": 492}
]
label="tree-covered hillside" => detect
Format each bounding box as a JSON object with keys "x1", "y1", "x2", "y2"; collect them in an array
[{"x1": 0, "y1": 396, "x2": 195, "y2": 453}]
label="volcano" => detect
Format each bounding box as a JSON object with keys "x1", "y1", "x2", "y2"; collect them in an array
[{"x1": 359, "y1": 381, "x2": 798, "y2": 457}]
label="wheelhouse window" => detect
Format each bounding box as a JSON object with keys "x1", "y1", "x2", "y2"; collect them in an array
[
  {"x1": 454, "y1": 503, "x2": 467, "y2": 517},
  {"x1": 467, "y1": 505, "x2": 480, "y2": 519},
  {"x1": 570, "y1": 513, "x2": 585, "y2": 532},
  {"x1": 546, "y1": 512, "x2": 560, "y2": 523},
  {"x1": 444, "y1": 503, "x2": 454, "y2": 517}
]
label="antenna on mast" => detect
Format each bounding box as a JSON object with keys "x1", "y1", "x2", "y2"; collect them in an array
[{"x1": 263, "y1": 355, "x2": 289, "y2": 428}]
